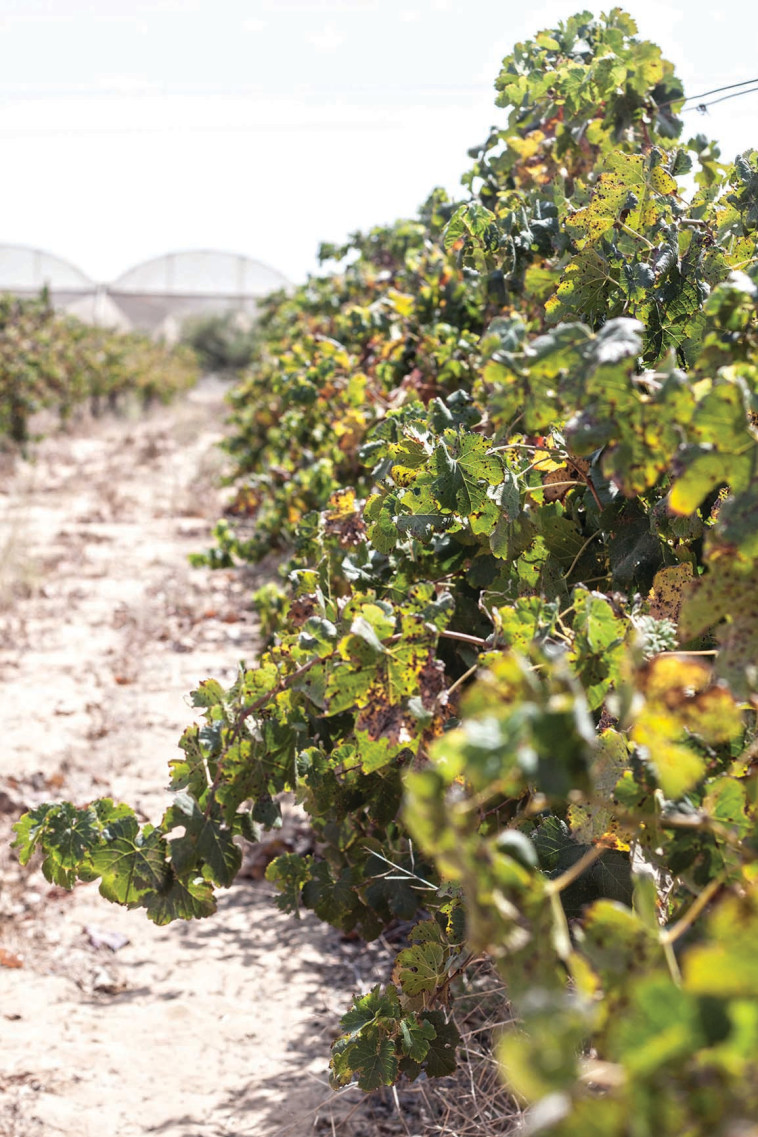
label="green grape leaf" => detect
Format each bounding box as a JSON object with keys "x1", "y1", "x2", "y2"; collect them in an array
[
  {"x1": 12, "y1": 803, "x2": 60, "y2": 866},
  {"x1": 430, "y1": 431, "x2": 503, "y2": 517},
  {"x1": 400, "y1": 1013, "x2": 436, "y2": 1062},
  {"x1": 581, "y1": 900, "x2": 663, "y2": 986},
  {"x1": 607, "y1": 975, "x2": 702, "y2": 1076},
  {"x1": 92, "y1": 822, "x2": 169, "y2": 906},
  {"x1": 41, "y1": 803, "x2": 101, "y2": 868},
  {"x1": 265, "y1": 853, "x2": 312, "y2": 915},
  {"x1": 343, "y1": 1028, "x2": 399, "y2": 1091},
  {"x1": 340, "y1": 985, "x2": 402, "y2": 1035},
  {"x1": 419, "y1": 1011, "x2": 460, "y2": 1078},
  {"x1": 143, "y1": 874, "x2": 217, "y2": 924},
  {"x1": 684, "y1": 894, "x2": 758, "y2": 997}
]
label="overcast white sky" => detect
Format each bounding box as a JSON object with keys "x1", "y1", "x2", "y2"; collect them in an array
[{"x1": 1, "y1": 0, "x2": 757, "y2": 287}]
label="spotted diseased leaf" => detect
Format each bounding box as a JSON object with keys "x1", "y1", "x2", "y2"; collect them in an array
[
  {"x1": 326, "y1": 649, "x2": 380, "y2": 714},
  {"x1": 650, "y1": 164, "x2": 678, "y2": 196},
  {"x1": 355, "y1": 701, "x2": 417, "y2": 773},
  {"x1": 599, "y1": 372, "x2": 696, "y2": 496},
  {"x1": 632, "y1": 655, "x2": 741, "y2": 798},
  {"x1": 568, "y1": 730, "x2": 630, "y2": 846},
  {"x1": 679, "y1": 564, "x2": 758, "y2": 696},
  {"x1": 393, "y1": 942, "x2": 448, "y2": 998},
  {"x1": 647, "y1": 563, "x2": 693, "y2": 624},
  {"x1": 568, "y1": 159, "x2": 643, "y2": 246},
  {"x1": 545, "y1": 247, "x2": 623, "y2": 325}
]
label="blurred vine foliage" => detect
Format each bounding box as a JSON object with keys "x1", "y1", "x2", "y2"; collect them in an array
[
  {"x1": 0, "y1": 293, "x2": 198, "y2": 445},
  {"x1": 14, "y1": 9, "x2": 758, "y2": 1132}
]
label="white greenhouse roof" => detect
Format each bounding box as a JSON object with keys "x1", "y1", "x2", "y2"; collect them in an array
[
  {"x1": 109, "y1": 249, "x2": 289, "y2": 298},
  {"x1": 0, "y1": 244, "x2": 95, "y2": 292}
]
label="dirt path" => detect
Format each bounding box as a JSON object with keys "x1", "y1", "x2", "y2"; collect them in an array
[{"x1": 0, "y1": 386, "x2": 402, "y2": 1137}]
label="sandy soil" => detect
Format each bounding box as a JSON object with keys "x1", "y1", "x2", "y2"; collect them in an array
[{"x1": 0, "y1": 385, "x2": 413, "y2": 1137}]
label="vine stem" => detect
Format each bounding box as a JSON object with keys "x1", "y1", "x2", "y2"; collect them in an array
[
  {"x1": 491, "y1": 442, "x2": 550, "y2": 454},
  {"x1": 439, "y1": 629, "x2": 491, "y2": 648},
  {"x1": 535, "y1": 479, "x2": 583, "y2": 493},
  {"x1": 236, "y1": 657, "x2": 321, "y2": 727},
  {"x1": 584, "y1": 476, "x2": 604, "y2": 512}
]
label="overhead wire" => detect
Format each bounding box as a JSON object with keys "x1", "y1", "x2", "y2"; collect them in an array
[
  {"x1": 654, "y1": 76, "x2": 758, "y2": 114},
  {"x1": 687, "y1": 86, "x2": 758, "y2": 113},
  {"x1": 1, "y1": 76, "x2": 758, "y2": 138},
  {"x1": 680, "y1": 77, "x2": 758, "y2": 104}
]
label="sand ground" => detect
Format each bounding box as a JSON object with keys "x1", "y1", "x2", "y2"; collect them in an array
[{"x1": 0, "y1": 383, "x2": 398, "y2": 1137}]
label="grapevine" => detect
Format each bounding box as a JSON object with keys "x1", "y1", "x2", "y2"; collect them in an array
[
  {"x1": 14, "y1": 10, "x2": 758, "y2": 1133},
  {"x1": 0, "y1": 293, "x2": 198, "y2": 446}
]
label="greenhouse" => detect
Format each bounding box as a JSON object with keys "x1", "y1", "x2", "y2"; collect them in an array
[{"x1": 0, "y1": 244, "x2": 289, "y2": 336}]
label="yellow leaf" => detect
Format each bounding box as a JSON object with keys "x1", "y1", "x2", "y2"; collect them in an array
[
  {"x1": 632, "y1": 708, "x2": 705, "y2": 799},
  {"x1": 650, "y1": 165, "x2": 678, "y2": 196}
]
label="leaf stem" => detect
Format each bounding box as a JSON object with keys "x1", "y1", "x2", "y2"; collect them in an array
[
  {"x1": 618, "y1": 221, "x2": 656, "y2": 250},
  {"x1": 662, "y1": 938, "x2": 682, "y2": 985},
  {"x1": 660, "y1": 874, "x2": 725, "y2": 946},
  {"x1": 562, "y1": 530, "x2": 602, "y2": 582},
  {"x1": 545, "y1": 843, "x2": 607, "y2": 896},
  {"x1": 658, "y1": 649, "x2": 718, "y2": 657},
  {"x1": 447, "y1": 662, "x2": 480, "y2": 695}
]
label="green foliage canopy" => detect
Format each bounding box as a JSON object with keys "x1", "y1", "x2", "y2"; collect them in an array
[{"x1": 0, "y1": 293, "x2": 198, "y2": 445}]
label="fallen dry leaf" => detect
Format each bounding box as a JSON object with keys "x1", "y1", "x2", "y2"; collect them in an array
[{"x1": 0, "y1": 948, "x2": 24, "y2": 969}]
